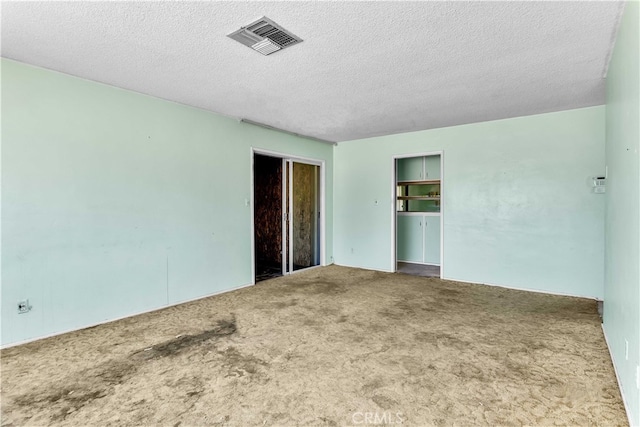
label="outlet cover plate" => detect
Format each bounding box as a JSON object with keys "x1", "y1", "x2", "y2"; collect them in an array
[{"x1": 17, "y1": 299, "x2": 31, "y2": 314}]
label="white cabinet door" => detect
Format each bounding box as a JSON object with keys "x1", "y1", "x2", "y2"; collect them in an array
[
  {"x1": 397, "y1": 157, "x2": 424, "y2": 181},
  {"x1": 424, "y1": 215, "x2": 441, "y2": 265},
  {"x1": 398, "y1": 155, "x2": 440, "y2": 181},
  {"x1": 424, "y1": 155, "x2": 441, "y2": 180},
  {"x1": 397, "y1": 215, "x2": 423, "y2": 262}
]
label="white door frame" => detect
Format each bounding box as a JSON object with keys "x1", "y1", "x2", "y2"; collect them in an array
[
  {"x1": 281, "y1": 158, "x2": 287, "y2": 275},
  {"x1": 287, "y1": 159, "x2": 294, "y2": 274},
  {"x1": 250, "y1": 147, "x2": 326, "y2": 284},
  {"x1": 391, "y1": 151, "x2": 444, "y2": 278}
]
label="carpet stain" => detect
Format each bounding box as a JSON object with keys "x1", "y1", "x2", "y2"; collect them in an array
[
  {"x1": 10, "y1": 318, "x2": 236, "y2": 423},
  {"x1": 393, "y1": 300, "x2": 419, "y2": 314},
  {"x1": 13, "y1": 358, "x2": 137, "y2": 422},
  {"x1": 361, "y1": 378, "x2": 386, "y2": 394},
  {"x1": 319, "y1": 416, "x2": 338, "y2": 426},
  {"x1": 295, "y1": 281, "x2": 348, "y2": 295},
  {"x1": 256, "y1": 299, "x2": 298, "y2": 310},
  {"x1": 218, "y1": 346, "x2": 267, "y2": 378},
  {"x1": 372, "y1": 395, "x2": 399, "y2": 409},
  {"x1": 133, "y1": 318, "x2": 236, "y2": 360},
  {"x1": 274, "y1": 299, "x2": 298, "y2": 309}
]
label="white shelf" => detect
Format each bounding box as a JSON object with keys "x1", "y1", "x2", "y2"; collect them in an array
[
  {"x1": 397, "y1": 179, "x2": 440, "y2": 186},
  {"x1": 397, "y1": 196, "x2": 440, "y2": 201},
  {"x1": 397, "y1": 211, "x2": 440, "y2": 216}
]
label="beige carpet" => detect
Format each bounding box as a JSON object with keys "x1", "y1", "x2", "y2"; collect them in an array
[{"x1": 0, "y1": 265, "x2": 627, "y2": 426}]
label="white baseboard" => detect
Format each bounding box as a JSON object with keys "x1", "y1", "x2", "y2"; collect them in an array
[
  {"x1": 441, "y1": 276, "x2": 601, "y2": 301},
  {"x1": 333, "y1": 265, "x2": 600, "y2": 300},
  {"x1": 1, "y1": 282, "x2": 255, "y2": 350},
  {"x1": 602, "y1": 324, "x2": 634, "y2": 427},
  {"x1": 334, "y1": 262, "x2": 394, "y2": 274}
]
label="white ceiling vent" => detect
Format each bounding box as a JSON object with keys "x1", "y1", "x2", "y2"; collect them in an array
[{"x1": 227, "y1": 16, "x2": 302, "y2": 55}]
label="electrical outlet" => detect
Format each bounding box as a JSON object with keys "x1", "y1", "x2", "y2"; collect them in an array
[{"x1": 17, "y1": 299, "x2": 31, "y2": 314}]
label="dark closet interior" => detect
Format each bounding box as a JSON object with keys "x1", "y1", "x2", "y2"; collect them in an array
[{"x1": 254, "y1": 154, "x2": 283, "y2": 282}]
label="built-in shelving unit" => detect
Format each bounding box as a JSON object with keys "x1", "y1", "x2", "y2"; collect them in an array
[
  {"x1": 396, "y1": 179, "x2": 441, "y2": 212},
  {"x1": 396, "y1": 155, "x2": 442, "y2": 267}
]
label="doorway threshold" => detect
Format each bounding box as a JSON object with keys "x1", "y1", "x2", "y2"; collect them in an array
[{"x1": 397, "y1": 262, "x2": 440, "y2": 278}]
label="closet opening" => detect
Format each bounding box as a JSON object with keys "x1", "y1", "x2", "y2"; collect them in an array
[
  {"x1": 252, "y1": 150, "x2": 324, "y2": 284},
  {"x1": 254, "y1": 154, "x2": 284, "y2": 282},
  {"x1": 393, "y1": 152, "x2": 443, "y2": 278}
]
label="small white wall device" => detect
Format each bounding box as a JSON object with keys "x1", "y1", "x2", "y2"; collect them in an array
[{"x1": 592, "y1": 176, "x2": 606, "y2": 194}]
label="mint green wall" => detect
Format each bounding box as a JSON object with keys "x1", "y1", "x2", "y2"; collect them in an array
[
  {"x1": 604, "y1": 1, "x2": 640, "y2": 424},
  {"x1": 1, "y1": 59, "x2": 334, "y2": 347},
  {"x1": 334, "y1": 107, "x2": 606, "y2": 299}
]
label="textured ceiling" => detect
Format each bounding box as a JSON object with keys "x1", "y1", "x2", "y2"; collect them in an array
[{"x1": 1, "y1": 1, "x2": 625, "y2": 143}]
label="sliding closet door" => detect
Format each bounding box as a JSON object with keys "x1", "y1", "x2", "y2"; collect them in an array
[
  {"x1": 291, "y1": 161, "x2": 320, "y2": 272},
  {"x1": 254, "y1": 153, "x2": 322, "y2": 282}
]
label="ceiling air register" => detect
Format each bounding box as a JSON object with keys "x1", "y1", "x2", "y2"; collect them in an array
[{"x1": 227, "y1": 17, "x2": 303, "y2": 55}]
